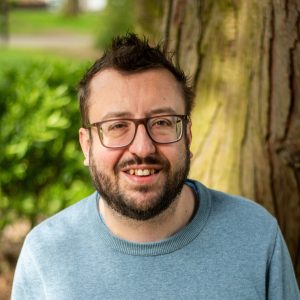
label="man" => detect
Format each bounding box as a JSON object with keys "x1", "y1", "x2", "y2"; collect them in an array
[{"x1": 12, "y1": 33, "x2": 299, "y2": 299}]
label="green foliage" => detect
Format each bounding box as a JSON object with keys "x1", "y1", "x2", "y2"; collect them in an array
[
  {"x1": 9, "y1": 9, "x2": 100, "y2": 35},
  {"x1": 94, "y1": 0, "x2": 135, "y2": 49},
  {"x1": 0, "y1": 57, "x2": 93, "y2": 229}
]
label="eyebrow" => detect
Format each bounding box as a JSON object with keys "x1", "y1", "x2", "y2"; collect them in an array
[
  {"x1": 147, "y1": 107, "x2": 178, "y2": 116},
  {"x1": 101, "y1": 107, "x2": 178, "y2": 121},
  {"x1": 101, "y1": 112, "x2": 133, "y2": 120}
]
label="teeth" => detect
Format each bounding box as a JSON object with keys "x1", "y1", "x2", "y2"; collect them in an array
[
  {"x1": 135, "y1": 169, "x2": 150, "y2": 176},
  {"x1": 127, "y1": 169, "x2": 156, "y2": 176}
]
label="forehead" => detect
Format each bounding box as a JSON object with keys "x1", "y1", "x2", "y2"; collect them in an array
[{"x1": 87, "y1": 68, "x2": 185, "y2": 121}]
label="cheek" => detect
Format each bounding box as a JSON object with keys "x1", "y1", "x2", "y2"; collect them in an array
[
  {"x1": 90, "y1": 146, "x2": 124, "y2": 172},
  {"x1": 158, "y1": 142, "x2": 187, "y2": 163}
]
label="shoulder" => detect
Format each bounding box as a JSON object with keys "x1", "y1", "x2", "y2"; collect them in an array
[
  {"x1": 24, "y1": 192, "x2": 98, "y2": 250},
  {"x1": 191, "y1": 179, "x2": 275, "y2": 221},
  {"x1": 210, "y1": 187, "x2": 276, "y2": 224},
  {"x1": 212, "y1": 187, "x2": 273, "y2": 214},
  {"x1": 191, "y1": 180, "x2": 278, "y2": 240}
]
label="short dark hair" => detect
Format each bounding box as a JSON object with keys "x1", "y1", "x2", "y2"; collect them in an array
[{"x1": 78, "y1": 33, "x2": 194, "y2": 127}]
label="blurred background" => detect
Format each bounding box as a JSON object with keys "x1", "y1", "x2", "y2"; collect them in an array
[
  {"x1": 0, "y1": 0, "x2": 149, "y2": 297},
  {"x1": 1, "y1": 0, "x2": 299, "y2": 297}
]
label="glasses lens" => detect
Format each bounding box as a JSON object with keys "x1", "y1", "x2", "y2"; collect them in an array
[
  {"x1": 97, "y1": 115, "x2": 185, "y2": 148},
  {"x1": 147, "y1": 116, "x2": 183, "y2": 143},
  {"x1": 100, "y1": 120, "x2": 135, "y2": 147}
]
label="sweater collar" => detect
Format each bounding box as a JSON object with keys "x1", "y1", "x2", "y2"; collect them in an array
[{"x1": 91, "y1": 179, "x2": 212, "y2": 256}]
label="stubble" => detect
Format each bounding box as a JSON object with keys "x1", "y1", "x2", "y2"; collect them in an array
[{"x1": 89, "y1": 144, "x2": 191, "y2": 221}]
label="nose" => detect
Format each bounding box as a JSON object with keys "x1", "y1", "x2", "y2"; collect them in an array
[{"x1": 128, "y1": 124, "x2": 156, "y2": 158}]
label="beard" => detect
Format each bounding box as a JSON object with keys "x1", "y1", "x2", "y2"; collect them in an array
[{"x1": 89, "y1": 143, "x2": 191, "y2": 221}]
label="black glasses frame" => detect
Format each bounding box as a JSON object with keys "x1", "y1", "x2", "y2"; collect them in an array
[{"x1": 86, "y1": 114, "x2": 190, "y2": 149}]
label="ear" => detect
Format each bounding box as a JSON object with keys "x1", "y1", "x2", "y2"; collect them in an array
[
  {"x1": 79, "y1": 128, "x2": 90, "y2": 166},
  {"x1": 186, "y1": 119, "x2": 193, "y2": 159},
  {"x1": 186, "y1": 119, "x2": 192, "y2": 146}
]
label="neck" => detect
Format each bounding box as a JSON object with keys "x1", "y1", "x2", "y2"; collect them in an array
[{"x1": 99, "y1": 184, "x2": 196, "y2": 243}]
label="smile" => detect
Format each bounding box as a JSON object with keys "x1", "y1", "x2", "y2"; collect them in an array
[{"x1": 126, "y1": 169, "x2": 158, "y2": 176}]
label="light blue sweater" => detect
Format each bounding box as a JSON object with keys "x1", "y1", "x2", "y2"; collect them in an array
[{"x1": 12, "y1": 180, "x2": 299, "y2": 299}]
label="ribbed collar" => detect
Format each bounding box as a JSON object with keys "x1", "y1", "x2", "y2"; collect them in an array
[{"x1": 90, "y1": 179, "x2": 212, "y2": 256}]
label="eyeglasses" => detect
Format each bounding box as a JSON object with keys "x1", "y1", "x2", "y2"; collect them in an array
[{"x1": 86, "y1": 114, "x2": 189, "y2": 149}]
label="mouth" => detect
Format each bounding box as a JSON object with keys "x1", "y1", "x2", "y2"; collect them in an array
[
  {"x1": 126, "y1": 169, "x2": 159, "y2": 176},
  {"x1": 120, "y1": 164, "x2": 162, "y2": 183}
]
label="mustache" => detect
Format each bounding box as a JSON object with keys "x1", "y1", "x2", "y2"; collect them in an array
[{"x1": 116, "y1": 155, "x2": 167, "y2": 170}]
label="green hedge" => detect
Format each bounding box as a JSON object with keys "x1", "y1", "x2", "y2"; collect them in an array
[{"x1": 0, "y1": 58, "x2": 93, "y2": 229}]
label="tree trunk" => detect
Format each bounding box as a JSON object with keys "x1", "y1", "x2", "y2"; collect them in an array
[
  {"x1": 62, "y1": 0, "x2": 80, "y2": 16},
  {"x1": 134, "y1": 0, "x2": 164, "y2": 43},
  {"x1": 160, "y1": 0, "x2": 300, "y2": 283},
  {"x1": 0, "y1": 0, "x2": 9, "y2": 44}
]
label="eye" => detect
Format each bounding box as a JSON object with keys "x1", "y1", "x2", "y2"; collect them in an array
[
  {"x1": 106, "y1": 121, "x2": 130, "y2": 132},
  {"x1": 151, "y1": 118, "x2": 173, "y2": 128}
]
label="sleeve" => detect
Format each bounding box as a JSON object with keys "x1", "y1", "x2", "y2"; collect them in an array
[
  {"x1": 266, "y1": 227, "x2": 300, "y2": 299},
  {"x1": 11, "y1": 237, "x2": 46, "y2": 300}
]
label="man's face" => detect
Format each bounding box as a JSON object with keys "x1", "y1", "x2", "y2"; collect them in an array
[{"x1": 79, "y1": 68, "x2": 192, "y2": 220}]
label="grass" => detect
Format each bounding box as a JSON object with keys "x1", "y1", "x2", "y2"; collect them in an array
[
  {"x1": 9, "y1": 8, "x2": 101, "y2": 35},
  {"x1": 0, "y1": 46, "x2": 57, "y2": 61},
  {"x1": 0, "y1": 46, "x2": 96, "y2": 63},
  {"x1": 1, "y1": 8, "x2": 103, "y2": 61}
]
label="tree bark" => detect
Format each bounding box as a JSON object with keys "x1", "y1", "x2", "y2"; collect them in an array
[
  {"x1": 62, "y1": 0, "x2": 80, "y2": 16},
  {"x1": 134, "y1": 0, "x2": 164, "y2": 43},
  {"x1": 0, "y1": 0, "x2": 9, "y2": 44},
  {"x1": 160, "y1": 0, "x2": 300, "y2": 283}
]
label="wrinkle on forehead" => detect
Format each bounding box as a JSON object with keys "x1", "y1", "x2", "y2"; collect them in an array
[{"x1": 87, "y1": 68, "x2": 186, "y2": 122}]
